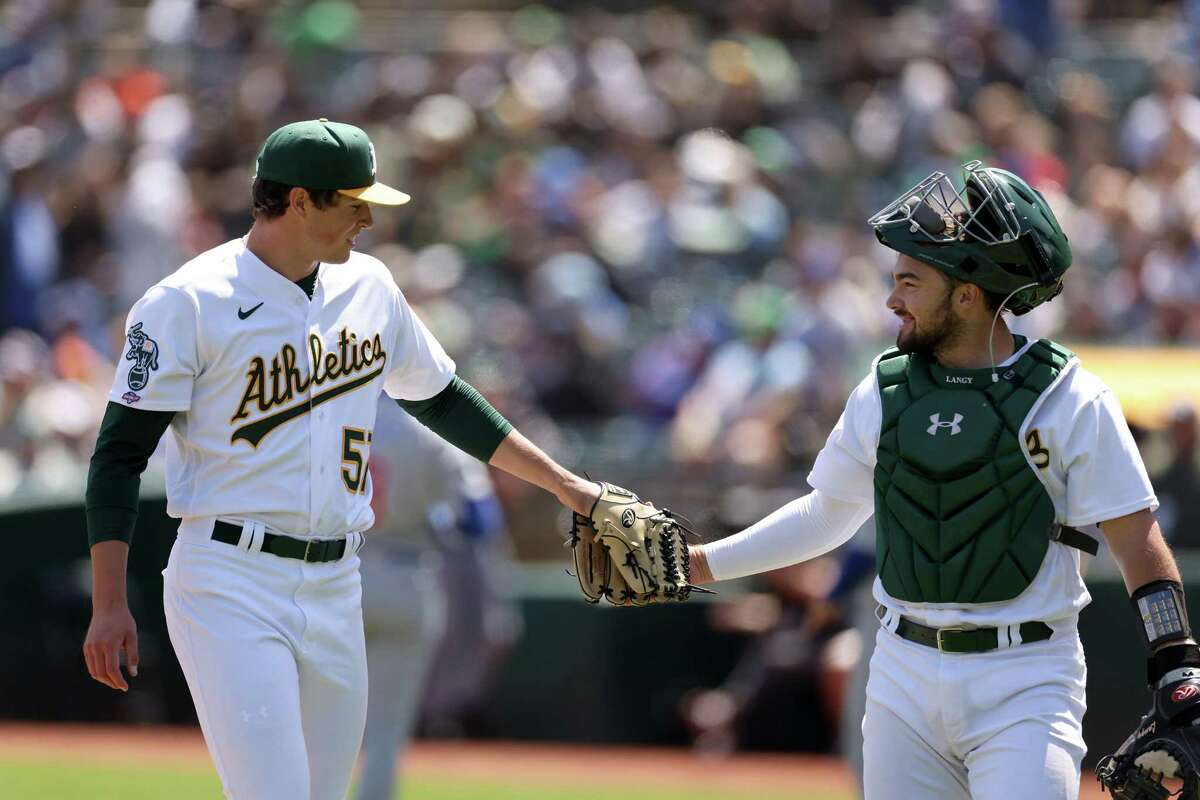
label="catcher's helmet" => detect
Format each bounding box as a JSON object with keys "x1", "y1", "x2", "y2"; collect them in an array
[{"x1": 868, "y1": 160, "x2": 1071, "y2": 315}]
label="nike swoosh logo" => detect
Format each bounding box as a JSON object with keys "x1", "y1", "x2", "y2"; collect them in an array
[{"x1": 238, "y1": 302, "x2": 264, "y2": 320}]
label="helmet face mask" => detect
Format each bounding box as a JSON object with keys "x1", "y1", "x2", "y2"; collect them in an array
[
  {"x1": 869, "y1": 160, "x2": 1072, "y2": 315},
  {"x1": 869, "y1": 161, "x2": 1021, "y2": 247}
]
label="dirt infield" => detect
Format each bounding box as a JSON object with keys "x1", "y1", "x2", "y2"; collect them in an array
[
  {"x1": 0, "y1": 724, "x2": 850, "y2": 794},
  {"x1": 0, "y1": 723, "x2": 1108, "y2": 798}
]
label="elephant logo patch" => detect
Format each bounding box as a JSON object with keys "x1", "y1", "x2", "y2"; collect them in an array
[{"x1": 125, "y1": 322, "x2": 160, "y2": 391}]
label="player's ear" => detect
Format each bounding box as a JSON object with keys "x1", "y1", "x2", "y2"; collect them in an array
[
  {"x1": 289, "y1": 187, "x2": 310, "y2": 217},
  {"x1": 957, "y1": 282, "x2": 980, "y2": 309}
]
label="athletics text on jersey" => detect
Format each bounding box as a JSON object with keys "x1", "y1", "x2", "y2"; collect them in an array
[{"x1": 230, "y1": 328, "x2": 388, "y2": 447}]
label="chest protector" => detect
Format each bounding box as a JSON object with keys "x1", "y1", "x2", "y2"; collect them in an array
[{"x1": 874, "y1": 338, "x2": 1074, "y2": 604}]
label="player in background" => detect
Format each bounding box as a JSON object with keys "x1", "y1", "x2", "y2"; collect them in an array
[
  {"x1": 685, "y1": 161, "x2": 1196, "y2": 799},
  {"x1": 417, "y1": 458, "x2": 520, "y2": 742},
  {"x1": 81, "y1": 119, "x2": 600, "y2": 800},
  {"x1": 355, "y1": 397, "x2": 511, "y2": 800}
]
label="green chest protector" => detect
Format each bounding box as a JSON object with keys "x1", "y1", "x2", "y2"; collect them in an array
[{"x1": 874, "y1": 337, "x2": 1089, "y2": 604}]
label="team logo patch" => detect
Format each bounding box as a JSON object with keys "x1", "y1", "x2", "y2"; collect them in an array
[
  {"x1": 124, "y1": 322, "x2": 160, "y2": 391},
  {"x1": 621, "y1": 509, "x2": 636, "y2": 528},
  {"x1": 1172, "y1": 684, "x2": 1199, "y2": 703},
  {"x1": 121, "y1": 391, "x2": 142, "y2": 405}
]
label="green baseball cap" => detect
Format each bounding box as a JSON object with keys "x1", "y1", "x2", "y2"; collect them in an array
[{"x1": 255, "y1": 118, "x2": 410, "y2": 206}]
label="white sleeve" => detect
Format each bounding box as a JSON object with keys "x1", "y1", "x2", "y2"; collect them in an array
[
  {"x1": 1062, "y1": 389, "x2": 1158, "y2": 526},
  {"x1": 382, "y1": 285, "x2": 457, "y2": 401},
  {"x1": 805, "y1": 371, "x2": 880, "y2": 503},
  {"x1": 702, "y1": 489, "x2": 874, "y2": 581},
  {"x1": 107, "y1": 285, "x2": 199, "y2": 411}
]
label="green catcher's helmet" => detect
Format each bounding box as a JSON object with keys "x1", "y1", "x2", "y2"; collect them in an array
[{"x1": 868, "y1": 160, "x2": 1071, "y2": 315}]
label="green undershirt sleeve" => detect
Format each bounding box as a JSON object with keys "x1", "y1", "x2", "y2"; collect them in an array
[
  {"x1": 395, "y1": 376, "x2": 513, "y2": 463},
  {"x1": 85, "y1": 402, "x2": 176, "y2": 547}
]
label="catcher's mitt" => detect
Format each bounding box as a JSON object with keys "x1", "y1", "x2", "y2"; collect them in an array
[
  {"x1": 567, "y1": 482, "x2": 711, "y2": 606},
  {"x1": 1097, "y1": 665, "x2": 1200, "y2": 799}
]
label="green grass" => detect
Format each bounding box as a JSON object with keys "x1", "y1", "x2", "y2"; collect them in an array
[
  {"x1": 0, "y1": 759, "x2": 850, "y2": 800},
  {"x1": 0, "y1": 759, "x2": 222, "y2": 800}
]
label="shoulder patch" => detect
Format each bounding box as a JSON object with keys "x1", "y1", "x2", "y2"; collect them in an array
[{"x1": 124, "y1": 322, "x2": 160, "y2": 391}]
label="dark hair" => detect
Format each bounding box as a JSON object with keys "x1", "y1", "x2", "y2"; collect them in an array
[
  {"x1": 943, "y1": 273, "x2": 1006, "y2": 315},
  {"x1": 251, "y1": 178, "x2": 341, "y2": 220}
]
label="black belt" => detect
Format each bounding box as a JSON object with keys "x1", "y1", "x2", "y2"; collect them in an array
[
  {"x1": 212, "y1": 520, "x2": 347, "y2": 564},
  {"x1": 878, "y1": 604, "x2": 1053, "y2": 654}
]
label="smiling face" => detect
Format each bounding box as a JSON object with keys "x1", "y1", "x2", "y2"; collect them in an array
[
  {"x1": 295, "y1": 189, "x2": 373, "y2": 264},
  {"x1": 886, "y1": 254, "x2": 966, "y2": 356}
]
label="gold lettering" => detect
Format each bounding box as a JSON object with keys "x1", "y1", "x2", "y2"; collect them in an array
[
  {"x1": 232, "y1": 357, "x2": 267, "y2": 422},
  {"x1": 348, "y1": 331, "x2": 359, "y2": 372},
  {"x1": 282, "y1": 343, "x2": 308, "y2": 397},
  {"x1": 230, "y1": 329, "x2": 389, "y2": 430},
  {"x1": 338, "y1": 329, "x2": 350, "y2": 372},
  {"x1": 269, "y1": 356, "x2": 284, "y2": 406},
  {"x1": 309, "y1": 335, "x2": 327, "y2": 385}
]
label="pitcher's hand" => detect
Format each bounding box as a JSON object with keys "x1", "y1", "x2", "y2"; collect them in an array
[{"x1": 83, "y1": 605, "x2": 139, "y2": 692}]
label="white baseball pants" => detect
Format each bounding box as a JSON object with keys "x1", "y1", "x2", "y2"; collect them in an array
[
  {"x1": 861, "y1": 619, "x2": 1087, "y2": 800},
  {"x1": 163, "y1": 521, "x2": 368, "y2": 800}
]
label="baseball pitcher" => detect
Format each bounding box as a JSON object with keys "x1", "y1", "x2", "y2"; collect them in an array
[
  {"x1": 682, "y1": 162, "x2": 1200, "y2": 799},
  {"x1": 81, "y1": 119, "x2": 606, "y2": 800}
]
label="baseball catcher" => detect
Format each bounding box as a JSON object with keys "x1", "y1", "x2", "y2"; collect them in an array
[
  {"x1": 1098, "y1": 581, "x2": 1200, "y2": 799},
  {"x1": 568, "y1": 482, "x2": 710, "y2": 605}
]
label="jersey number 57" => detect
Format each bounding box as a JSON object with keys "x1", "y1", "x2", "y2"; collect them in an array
[{"x1": 342, "y1": 427, "x2": 372, "y2": 494}]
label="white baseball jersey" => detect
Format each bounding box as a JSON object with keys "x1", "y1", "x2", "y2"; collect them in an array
[
  {"x1": 807, "y1": 336, "x2": 1158, "y2": 628},
  {"x1": 107, "y1": 237, "x2": 456, "y2": 538}
]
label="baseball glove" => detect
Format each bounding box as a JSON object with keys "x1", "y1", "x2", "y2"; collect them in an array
[
  {"x1": 567, "y1": 482, "x2": 710, "y2": 606},
  {"x1": 1097, "y1": 665, "x2": 1200, "y2": 799}
]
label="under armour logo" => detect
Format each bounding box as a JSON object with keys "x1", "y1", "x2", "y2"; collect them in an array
[{"x1": 927, "y1": 413, "x2": 964, "y2": 436}]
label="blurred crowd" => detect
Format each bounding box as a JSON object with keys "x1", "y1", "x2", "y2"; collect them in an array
[{"x1": 2, "y1": 0, "x2": 1199, "y2": 526}]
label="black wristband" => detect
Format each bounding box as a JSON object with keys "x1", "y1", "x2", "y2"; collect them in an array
[
  {"x1": 1131, "y1": 579, "x2": 1199, "y2": 685},
  {"x1": 1131, "y1": 579, "x2": 1193, "y2": 651},
  {"x1": 1148, "y1": 642, "x2": 1200, "y2": 686}
]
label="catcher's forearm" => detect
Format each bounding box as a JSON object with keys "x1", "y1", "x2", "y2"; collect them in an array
[
  {"x1": 1101, "y1": 509, "x2": 1200, "y2": 684},
  {"x1": 1101, "y1": 511, "x2": 1194, "y2": 650},
  {"x1": 689, "y1": 549, "x2": 714, "y2": 584},
  {"x1": 1100, "y1": 509, "x2": 1181, "y2": 596},
  {"x1": 698, "y1": 490, "x2": 872, "y2": 582},
  {"x1": 488, "y1": 428, "x2": 599, "y2": 516}
]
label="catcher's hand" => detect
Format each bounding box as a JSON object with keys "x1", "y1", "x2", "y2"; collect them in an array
[
  {"x1": 1097, "y1": 665, "x2": 1200, "y2": 799},
  {"x1": 567, "y1": 482, "x2": 711, "y2": 606}
]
